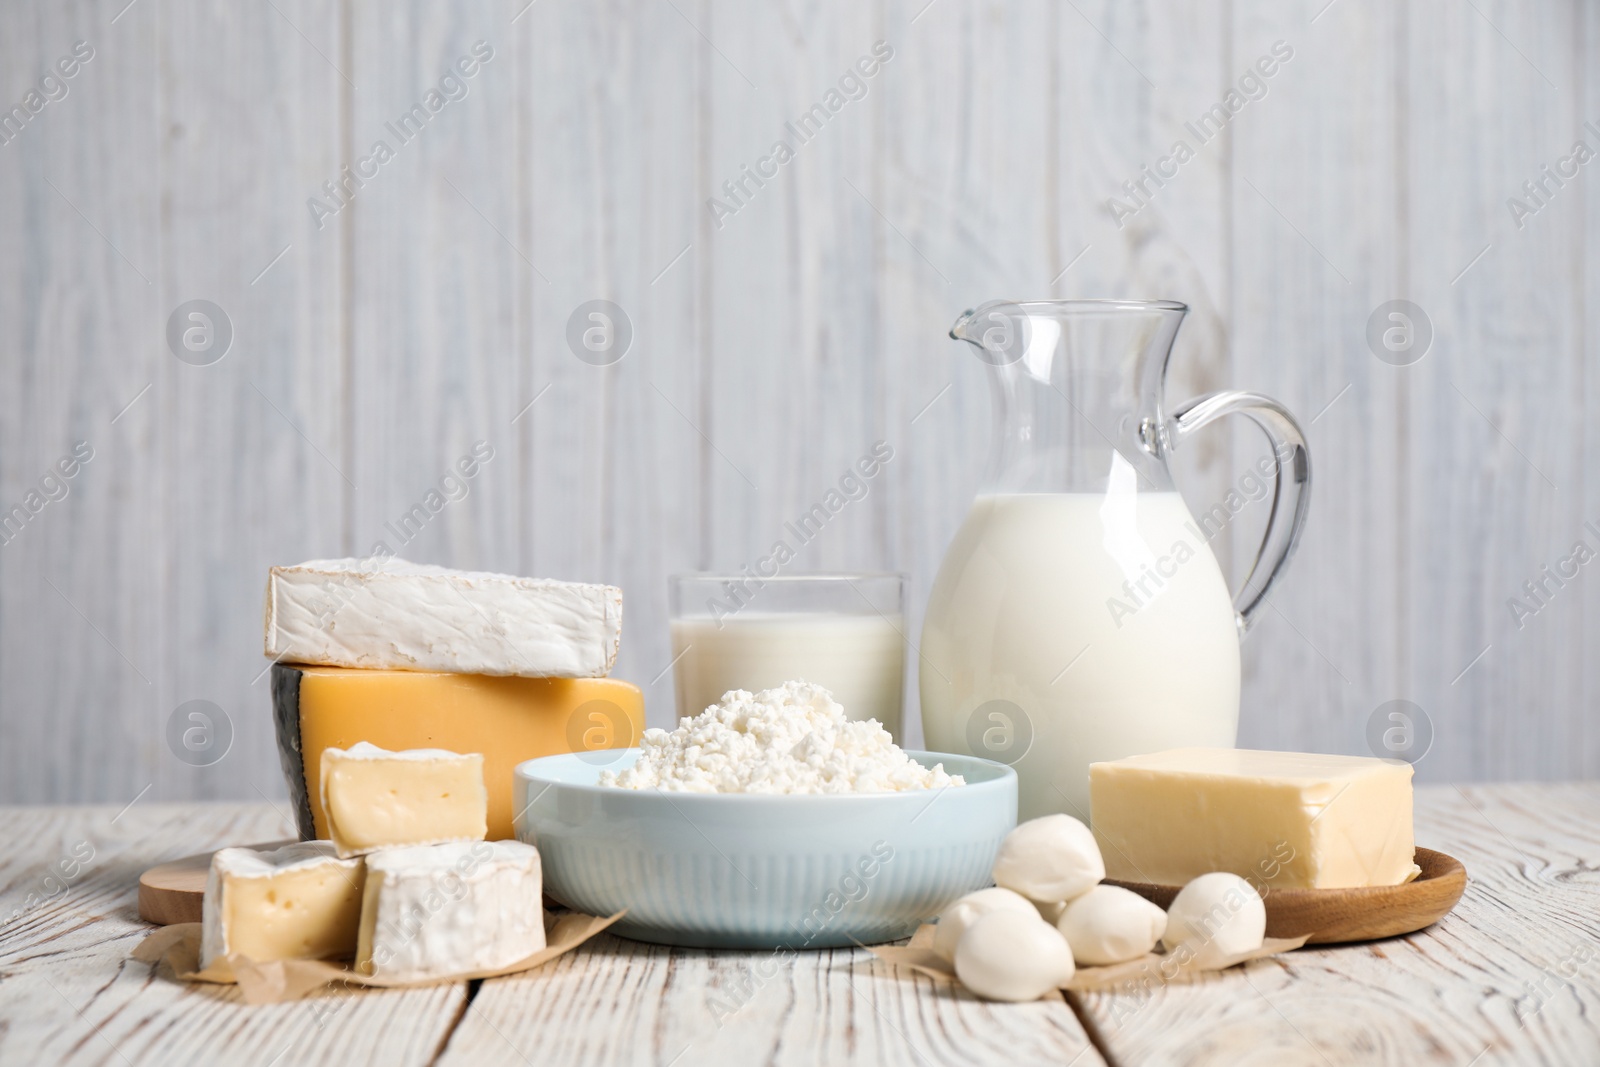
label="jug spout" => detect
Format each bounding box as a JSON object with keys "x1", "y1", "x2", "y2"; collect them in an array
[
  {"x1": 948, "y1": 302, "x2": 1033, "y2": 364},
  {"x1": 949, "y1": 303, "x2": 1022, "y2": 349},
  {"x1": 948, "y1": 307, "x2": 981, "y2": 344}
]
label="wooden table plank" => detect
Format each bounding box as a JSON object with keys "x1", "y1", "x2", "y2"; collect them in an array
[
  {"x1": 0, "y1": 803, "x2": 467, "y2": 1067},
  {"x1": 1070, "y1": 784, "x2": 1600, "y2": 1066},
  {"x1": 5, "y1": 787, "x2": 1596, "y2": 1066},
  {"x1": 444, "y1": 935, "x2": 1105, "y2": 1067}
]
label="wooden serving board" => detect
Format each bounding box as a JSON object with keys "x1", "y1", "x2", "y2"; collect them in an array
[
  {"x1": 1105, "y1": 847, "x2": 1468, "y2": 944},
  {"x1": 137, "y1": 840, "x2": 297, "y2": 925}
]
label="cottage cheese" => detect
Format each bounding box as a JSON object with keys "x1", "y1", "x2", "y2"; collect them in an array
[{"x1": 598, "y1": 680, "x2": 964, "y2": 794}]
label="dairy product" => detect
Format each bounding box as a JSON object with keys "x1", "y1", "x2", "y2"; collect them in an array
[
  {"x1": 932, "y1": 887, "x2": 1038, "y2": 962},
  {"x1": 200, "y1": 842, "x2": 364, "y2": 969},
  {"x1": 1163, "y1": 872, "x2": 1266, "y2": 967},
  {"x1": 671, "y1": 613, "x2": 906, "y2": 738},
  {"x1": 357, "y1": 841, "x2": 545, "y2": 981},
  {"x1": 321, "y1": 743, "x2": 487, "y2": 857},
  {"x1": 264, "y1": 559, "x2": 623, "y2": 677},
  {"x1": 1055, "y1": 884, "x2": 1167, "y2": 966},
  {"x1": 272, "y1": 665, "x2": 645, "y2": 841},
  {"x1": 598, "y1": 680, "x2": 962, "y2": 793},
  {"x1": 992, "y1": 814, "x2": 1105, "y2": 902},
  {"x1": 953, "y1": 909, "x2": 1076, "y2": 1002},
  {"x1": 921, "y1": 492, "x2": 1241, "y2": 820},
  {"x1": 1089, "y1": 748, "x2": 1421, "y2": 888}
]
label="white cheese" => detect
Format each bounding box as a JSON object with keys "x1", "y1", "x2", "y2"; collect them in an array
[
  {"x1": 1055, "y1": 884, "x2": 1167, "y2": 966},
  {"x1": 357, "y1": 841, "x2": 545, "y2": 981},
  {"x1": 953, "y1": 910, "x2": 1076, "y2": 1002},
  {"x1": 1162, "y1": 872, "x2": 1267, "y2": 967},
  {"x1": 991, "y1": 814, "x2": 1105, "y2": 902},
  {"x1": 263, "y1": 558, "x2": 623, "y2": 677},
  {"x1": 932, "y1": 887, "x2": 1038, "y2": 962},
  {"x1": 598, "y1": 680, "x2": 964, "y2": 793},
  {"x1": 200, "y1": 842, "x2": 365, "y2": 969}
]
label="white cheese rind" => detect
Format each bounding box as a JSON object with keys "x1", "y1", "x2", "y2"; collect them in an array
[
  {"x1": 332, "y1": 740, "x2": 463, "y2": 762},
  {"x1": 263, "y1": 558, "x2": 622, "y2": 678},
  {"x1": 358, "y1": 841, "x2": 545, "y2": 981}
]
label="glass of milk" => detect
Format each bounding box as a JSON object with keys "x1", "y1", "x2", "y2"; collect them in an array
[{"x1": 668, "y1": 573, "x2": 908, "y2": 739}]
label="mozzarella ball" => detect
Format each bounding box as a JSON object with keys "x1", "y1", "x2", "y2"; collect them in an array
[
  {"x1": 1162, "y1": 872, "x2": 1266, "y2": 968},
  {"x1": 953, "y1": 910, "x2": 1076, "y2": 1002},
  {"x1": 932, "y1": 887, "x2": 1038, "y2": 961},
  {"x1": 992, "y1": 814, "x2": 1105, "y2": 902},
  {"x1": 1055, "y1": 885, "x2": 1168, "y2": 966}
]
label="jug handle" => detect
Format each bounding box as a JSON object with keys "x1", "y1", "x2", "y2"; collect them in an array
[{"x1": 1167, "y1": 391, "x2": 1312, "y2": 635}]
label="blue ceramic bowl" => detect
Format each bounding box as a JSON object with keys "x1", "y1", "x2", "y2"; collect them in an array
[{"x1": 512, "y1": 750, "x2": 1017, "y2": 949}]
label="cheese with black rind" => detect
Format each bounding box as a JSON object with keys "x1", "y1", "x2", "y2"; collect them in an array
[{"x1": 271, "y1": 664, "x2": 645, "y2": 842}]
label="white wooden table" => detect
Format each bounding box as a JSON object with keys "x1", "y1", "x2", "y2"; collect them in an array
[{"x1": 1, "y1": 784, "x2": 1596, "y2": 1066}]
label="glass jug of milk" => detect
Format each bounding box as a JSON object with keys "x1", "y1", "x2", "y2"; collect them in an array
[{"x1": 920, "y1": 300, "x2": 1312, "y2": 821}]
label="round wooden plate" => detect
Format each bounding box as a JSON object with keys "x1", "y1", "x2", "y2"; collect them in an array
[
  {"x1": 1104, "y1": 847, "x2": 1467, "y2": 945},
  {"x1": 137, "y1": 840, "x2": 296, "y2": 925}
]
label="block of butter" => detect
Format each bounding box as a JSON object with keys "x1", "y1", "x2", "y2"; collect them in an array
[
  {"x1": 264, "y1": 559, "x2": 623, "y2": 678},
  {"x1": 200, "y1": 842, "x2": 365, "y2": 969},
  {"x1": 1089, "y1": 748, "x2": 1421, "y2": 890},
  {"x1": 321, "y1": 742, "x2": 488, "y2": 858}
]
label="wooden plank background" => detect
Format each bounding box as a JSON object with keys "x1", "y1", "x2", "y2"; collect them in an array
[{"x1": 1, "y1": 0, "x2": 1594, "y2": 805}]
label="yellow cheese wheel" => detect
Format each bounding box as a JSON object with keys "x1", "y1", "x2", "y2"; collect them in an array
[{"x1": 272, "y1": 665, "x2": 644, "y2": 841}]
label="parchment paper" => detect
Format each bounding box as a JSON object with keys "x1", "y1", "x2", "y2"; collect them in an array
[
  {"x1": 869, "y1": 924, "x2": 1309, "y2": 997},
  {"x1": 133, "y1": 910, "x2": 625, "y2": 1005}
]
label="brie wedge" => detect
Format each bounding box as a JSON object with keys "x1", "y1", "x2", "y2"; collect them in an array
[
  {"x1": 200, "y1": 842, "x2": 365, "y2": 969},
  {"x1": 321, "y1": 742, "x2": 488, "y2": 858},
  {"x1": 263, "y1": 558, "x2": 623, "y2": 677},
  {"x1": 357, "y1": 841, "x2": 545, "y2": 981}
]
